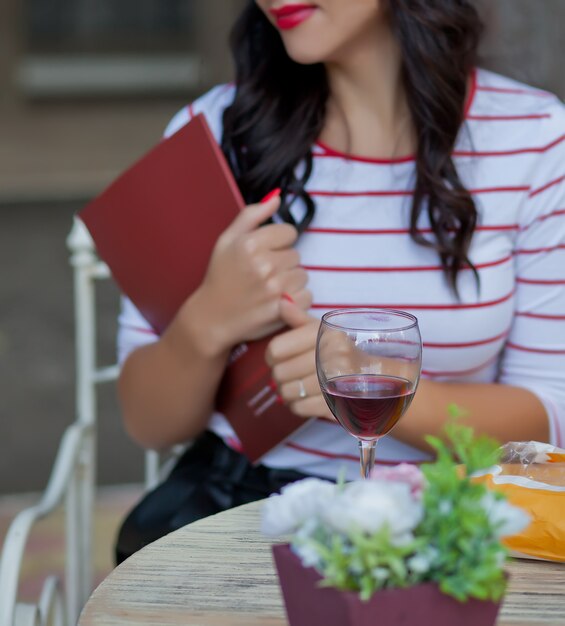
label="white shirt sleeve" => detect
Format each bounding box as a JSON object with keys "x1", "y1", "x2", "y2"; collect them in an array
[
  {"x1": 498, "y1": 103, "x2": 565, "y2": 447},
  {"x1": 117, "y1": 296, "x2": 158, "y2": 366}
]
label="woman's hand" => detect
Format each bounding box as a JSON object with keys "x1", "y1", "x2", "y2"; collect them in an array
[
  {"x1": 266, "y1": 299, "x2": 335, "y2": 422},
  {"x1": 188, "y1": 192, "x2": 312, "y2": 354}
]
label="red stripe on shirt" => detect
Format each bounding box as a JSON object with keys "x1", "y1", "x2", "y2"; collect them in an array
[
  {"x1": 311, "y1": 289, "x2": 514, "y2": 312},
  {"x1": 521, "y1": 209, "x2": 565, "y2": 231},
  {"x1": 529, "y1": 174, "x2": 565, "y2": 198},
  {"x1": 304, "y1": 216, "x2": 557, "y2": 238},
  {"x1": 506, "y1": 343, "x2": 565, "y2": 355},
  {"x1": 284, "y1": 441, "x2": 422, "y2": 466},
  {"x1": 475, "y1": 85, "x2": 554, "y2": 97},
  {"x1": 469, "y1": 186, "x2": 530, "y2": 194},
  {"x1": 314, "y1": 134, "x2": 563, "y2": 162},
  {"x1": 473, "y1": 224, "x2": 520, "y2": 231},
  {"x1": 516, "y1": 312, "x2": 565, "y2": 321},
  {"x1": 424, "y1": 330, "x2": 509, "y2": 349},
  {"x1": 514, "y1": 244, "x2": 565, "y2": 255},
  {"x1": 305, "y1": 224, "x2": 518, "y2": 235},
  {"x1": 422, "y1": 355, "x2": 499, "y2": 378},
  {"x1": 308, "y1": 186, "x2": 529, "y2": 198},
  {"x1": 315, "y1": 140, "x2": 562, "y2": 159},
  {"x1": 310, "y1": 189, "x2": 412, "y2": 198},
  {"x1": 285, "y1": 441, "x2": 358, "y2": 463},
  {"x1": 467, "y1": 114, "x2": 552, "y2": 121},
  {"x1": 454, "y1": 135, "x2": 564, "y2": 158},
  {"x1": 314, "y1": 140, "x2": 416, "y2": 165},
  {"x1": 303, "y1": 254, "x2": 512, "y2": 273},
  {"x1": 516, "y1": 277, "x2": 565, "y2": 286},
  {"x1": 187, "y1": 102, "x2": 195, "y2": 118},
  {"x1": 306, "y1": 227, "x2": 420, "y2": 235},
  {"x1": 123, "y1": 324, "x2": 158, "y2": 336}
]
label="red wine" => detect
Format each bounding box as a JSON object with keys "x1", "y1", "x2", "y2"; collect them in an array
[{"x1": 322, "y1": 375, "x2": 415, "y2": 440}]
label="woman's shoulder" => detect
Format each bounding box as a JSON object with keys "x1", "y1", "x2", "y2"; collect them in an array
[
  {"x1": 470, "y1": 68, "x2": 565, "y2": 134},
  {"x1": 465, "y1": 69, "x2": 565, "y2": 181},
  {"x1": 162, "y1": 83, "x2": 236, "y2": 141}
]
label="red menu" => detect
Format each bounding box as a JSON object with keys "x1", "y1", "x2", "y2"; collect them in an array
[{"x1": 79, "y1": 114, "x2": 308, "y2": 463}]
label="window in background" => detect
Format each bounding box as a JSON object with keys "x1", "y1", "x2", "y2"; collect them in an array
[
  {"x1": 21, "y1": 0, "x2": 199, "y2": 97},
  {"x1": 28, "y1": 0, "x2": 195, "y2": 53}
]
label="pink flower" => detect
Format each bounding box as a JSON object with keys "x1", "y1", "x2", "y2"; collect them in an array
[{"x1": 370, "y1": 463, "x2": 425, "y2": 498}]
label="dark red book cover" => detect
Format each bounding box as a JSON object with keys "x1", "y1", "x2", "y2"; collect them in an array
[{"x1": 79, "y1": 114, "x2": 307, "y2": 463}]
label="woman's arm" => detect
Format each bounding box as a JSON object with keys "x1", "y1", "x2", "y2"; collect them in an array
[
  {"x1": 118, "y1": 195, "x2": 312, "y2": 450},
  {"x1": 267, "y1": 301, "x2": 559, "y2": 453},
  {"x1": 392, "y1": 380, "x2": 549, "y2": 451},
  {"x1": 118, "y1": 288, "x2": 232, "y2": 450},
  {"x1": 267, "y1": 316, "x2": 551, "y2": 451}
]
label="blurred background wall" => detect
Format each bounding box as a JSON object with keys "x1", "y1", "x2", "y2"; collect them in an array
[{"x1": 0, "y1": 0, "x2": 564, "y2": 495}]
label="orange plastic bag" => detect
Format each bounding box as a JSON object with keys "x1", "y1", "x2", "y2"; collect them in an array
[{"x1": 474, "y1": 442, "x2": 565, "y2": 562}]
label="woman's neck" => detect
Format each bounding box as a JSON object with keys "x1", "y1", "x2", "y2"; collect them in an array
[{"x1": 321, "y1": 24, "x2": 415, "y2": 160}]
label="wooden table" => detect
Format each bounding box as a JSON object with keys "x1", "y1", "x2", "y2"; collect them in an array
[{"x1": 80, "y1": 500, "x2": 565, "y2": 626}]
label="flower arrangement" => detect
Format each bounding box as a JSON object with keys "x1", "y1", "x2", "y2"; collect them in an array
[{"x1": 262, "y1": 420, "x2": 530, "y2": 605}]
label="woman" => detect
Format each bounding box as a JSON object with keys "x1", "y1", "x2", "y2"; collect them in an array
[{"x1": 115, "y1": 0, "x2": 565, "y2": 561}]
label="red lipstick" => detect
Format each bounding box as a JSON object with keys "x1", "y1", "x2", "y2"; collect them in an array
[{"x1": 270, "y1": 4, "x2": 317, "y2": 30}]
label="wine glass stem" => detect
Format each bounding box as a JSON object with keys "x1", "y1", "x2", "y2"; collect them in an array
[{"x1": 359, "y1": 440, "x2": 377, "y2": 479}]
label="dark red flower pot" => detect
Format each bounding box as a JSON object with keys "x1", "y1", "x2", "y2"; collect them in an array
[{"x1": 272, "y1": 544, "x2": 503, "y2": 626}]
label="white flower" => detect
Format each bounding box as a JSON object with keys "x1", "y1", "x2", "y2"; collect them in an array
[
  {"x1": 370, "y1": 464, "x2": 426, "y2": 498},
  {"x1": 261, "y1": 478, "x2": 335, "y2": 536},
  {"x1": 438, "y1": 500, "x2": 452, "y2": 516},
  {"x1": 480, "y1": 493, "x2": 531, "y2": 538},
  {"x1": 371, "y1": 567, "x2": 390, "y2": 582},
  {"x1": 390, "y1": 531, "x2": 416, "y2": 547},
  {"x1": 292, "y1": 542, "x2": 322, "y2": 568},
  {"x1": 407, "y1": 547, "x2": 438, "y2": 575},
  {"x1": 320, "y1": 480, "x2": 423, "y2": 539},
  {"x1": 294, "y1": 516, "x2": 319, "y2": 540}
]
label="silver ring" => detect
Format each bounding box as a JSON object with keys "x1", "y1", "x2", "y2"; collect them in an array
[{"x1": 298, "y1": 379, "x2": 307, "y2": 399}]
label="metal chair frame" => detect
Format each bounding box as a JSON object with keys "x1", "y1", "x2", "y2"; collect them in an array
[{"x1": 0, "y1": 218, "x2": 160, "y2": 626}]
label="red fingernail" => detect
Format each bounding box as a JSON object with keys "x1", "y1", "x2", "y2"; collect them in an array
[
  {"x1": 276, "y1": 394, "x2": 284, "y2": 405},
  {"x1": 260, "y1": 188, "x2": 281, "y2": 204},
  {"x1": 269, "y1": 379, "x2": 278, "y2": 391},
  {"x1": 282, "y1": 292, "x2": 295, "y2": 304}
]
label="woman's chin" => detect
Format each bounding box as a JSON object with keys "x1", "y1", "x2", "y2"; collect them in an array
[{"x1": 282, "y1": 43, "x2": 329, "y2": 66}]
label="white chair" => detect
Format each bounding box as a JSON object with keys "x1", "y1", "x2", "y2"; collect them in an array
[{"x1": 0, "y1": 218, "x2": 161, "y2": 626}]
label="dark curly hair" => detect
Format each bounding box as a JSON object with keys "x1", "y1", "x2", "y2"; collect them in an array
[{"x1": 221, "y1": 0, "x2": 484, "y2": 293}]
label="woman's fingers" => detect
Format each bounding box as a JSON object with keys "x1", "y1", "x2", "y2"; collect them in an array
[
  {"x1": 273, "y1": 352, "x2": 318, "y2": 388},
  {"x1": 289, "y1": 394, "x2": 335, "y2": 422},
  {"x1": 290, "y1": 287, "x2": 313, "y2": 312},
  {"x1": 198, "y1": 189, "x2": 311, "y2": 347},
  {"x1": 270, "y1": 248, "x2": 302, "y2": 272},
  {"x1": 266, "y1": 316, "x2": 318, "y2": 366},
  {"x1": 277, "y1": 371, "x2": 320, "y2": 403},
  {"x1": 251, "y1": 221, "x2": 299, "y2": 251},
  {"x1": 221, "y1": 193, "x2": 282, "y2": 240},
  {"x1": 261, "y1": 265, "x2": 308, "y2": 300}
]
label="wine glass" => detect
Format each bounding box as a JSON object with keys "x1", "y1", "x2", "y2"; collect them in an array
[{"x1": 316, "y1": 309, "x2": 422, "y2": 479}]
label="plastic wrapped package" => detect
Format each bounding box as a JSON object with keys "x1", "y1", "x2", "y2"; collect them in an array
[{"x1": 474, "y1": 442, "x2": 565, "y2": 562}]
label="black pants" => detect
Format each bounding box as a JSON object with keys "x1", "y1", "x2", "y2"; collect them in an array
[{"x1": 115, "y1": 431, "x2": 314, "y2": 565}]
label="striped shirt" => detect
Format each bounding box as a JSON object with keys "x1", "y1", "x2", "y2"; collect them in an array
[{"x1": 118, "y1": 68, "x2": 565, "y2": 480}]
